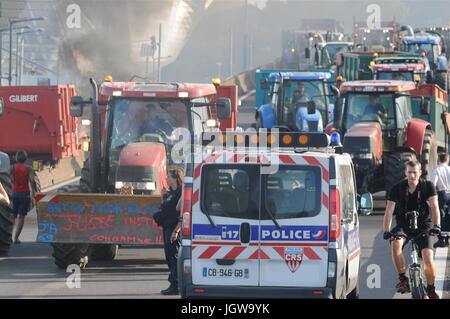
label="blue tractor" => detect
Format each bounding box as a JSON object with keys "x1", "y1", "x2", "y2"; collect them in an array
[
  {"x1": 255, "y1": 71, "x2": 334, "y2": 132},
  {"x1": 399, "y1": 33, "x2": 448, "y2": 91}
]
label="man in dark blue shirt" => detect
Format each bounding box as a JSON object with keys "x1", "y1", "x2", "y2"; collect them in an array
[
  {"x1": 363, "y1": 95, "x2": 388, "y2": 120},
  {"x1": 139, "y1": 103, "x2": 174, "y2": 136}
]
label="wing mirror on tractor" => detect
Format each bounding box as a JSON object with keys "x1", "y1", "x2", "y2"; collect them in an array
[
  {"x1": 70, "y1": 96, "x2": 85, "y2": 117},
  {"x1": 0, "y1": 97, "x2": 4, "y2": 116},
  {"x1": 216, "y1": 98, "x2": 232, "y2": 120}
]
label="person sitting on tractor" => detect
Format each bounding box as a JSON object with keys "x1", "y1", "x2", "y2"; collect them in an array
[
  {"x1": 141, "y1": 103, "x2": 174, "y2": 137},
  {"x1": 113, "y1": 103, "x2": 149, "y2": 147},
  {"x1": 288, "y1": 83, "x2": 312, "y2": 128},
  {"x1": 291, "y1": 83, "x2": 310, "y2": 105},
  {"x1": 363, "y1": 95, "x2": 388, "y2": 121}
]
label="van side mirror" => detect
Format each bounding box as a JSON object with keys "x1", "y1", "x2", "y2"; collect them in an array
[
  {"x1": 216, "y1": 98, "x2": 232, "y2": 119},
  {"x1": 305, "y1": 48, "x2": 311, "y2": 59},
  {"x1": 260, "y1": 78, "x2": 269, "y2": 90},
  {"x1": 359, "y1": 192, "x2": 373, "y2": 215},
  {"x1": 0, "y1": 98, "x2": 4, "y2": 116},
  {"x1": 70, "y1": 96, "x2": 85, "y2": 117},
  {"x1": 420, "y1": 98, "x2": 431, "y2": 115}
]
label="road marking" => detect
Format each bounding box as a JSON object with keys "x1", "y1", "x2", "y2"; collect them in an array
[
  {"x1": 21, "y1": 281, "x2": 67, "y2": 298},
  {"x1": 434, "y1": 247, "x2": 448, "y2": 299}
]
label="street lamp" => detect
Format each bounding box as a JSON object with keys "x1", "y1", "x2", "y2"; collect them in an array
[
  {"x1": 0, "y1": 25, "x2": 30, "y2": 85},
  {"x1": 16, "y1": 28, "x2": 44, "y2": 85},
  {"x1": 8, "y1": 16, "x2": 45, "y2": 86}
]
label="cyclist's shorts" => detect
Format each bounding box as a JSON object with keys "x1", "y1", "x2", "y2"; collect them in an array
[{"x1": 391, "y1": 225, "x2": 437, "y2": 251}]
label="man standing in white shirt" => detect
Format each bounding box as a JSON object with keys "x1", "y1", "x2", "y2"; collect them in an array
[{"x1": 430, "y1": 153, "x2": 450, "y2": 231}]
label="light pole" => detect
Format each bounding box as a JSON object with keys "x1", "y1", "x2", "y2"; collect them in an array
[
  {"x1": 216, "y1": 62, "x2": 222, "y2": 79},
  {"x1": 16, "y1": 28, "x2": 43, "y2": 85},
  {"x1": 157, "y1": 24, "x2": 162, "y2": 81},
  {"x1": 8, "y1": 16, "x2": 45, "y2": 85},
  {"x1": 0, "y1": 25, "x2": 30, "y2": 86},
  {"x1": 243, "y1": 0, "x2": 248, "y2": 71}
]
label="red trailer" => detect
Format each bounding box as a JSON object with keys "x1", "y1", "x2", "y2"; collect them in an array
[{"x1": 0, "y1": 85, "x2": 80, "y2": 164}]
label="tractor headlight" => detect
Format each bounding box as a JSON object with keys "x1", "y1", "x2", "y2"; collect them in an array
[
  {"x1": 145, "y1": 182, "x2": 156, "y2": 190},
  {"x1": 115, "y1": 181, "x2": 124, "y2": 189}
]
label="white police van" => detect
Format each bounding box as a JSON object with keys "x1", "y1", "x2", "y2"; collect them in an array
[{"x1": 177, "y1": 131, "x2": 372, "y2": 299}]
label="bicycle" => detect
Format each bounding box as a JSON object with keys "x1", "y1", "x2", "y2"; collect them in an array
[{"x1": 391, "y1": 211, "x2": 450, "y2": 299}]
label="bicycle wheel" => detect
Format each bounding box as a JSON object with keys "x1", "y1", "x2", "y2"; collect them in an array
[{"x1": 409, "y1": 267, "x2": 426, "y2": 299}]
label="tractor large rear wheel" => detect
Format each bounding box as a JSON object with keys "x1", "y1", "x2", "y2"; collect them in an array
[
  {"x1": 420, "y1": 130, "x2": 437, "y2": 180},
  {"x1": 0, "y1": 172, "x2": 13, "y2": 255},
  {"x1": 52, "y1": 243, "x2": 91, "y2": 269},
  {"x1": 50, "y1": 183, "x2": 92, "y2": 268},
  {"x1": 385, "y1": 152, "x2": 417, "y2": 195}
]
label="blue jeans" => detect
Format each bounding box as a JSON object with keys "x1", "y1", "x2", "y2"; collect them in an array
[{"x1": 163, "y1": 227, "x2": 180, "y2": 286}]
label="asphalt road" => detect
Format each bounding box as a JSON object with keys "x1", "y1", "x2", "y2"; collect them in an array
[
  {"x1": 0, "y1": 211, "x2": 177, "y2": 299},
  {"x1": 0, "y1": 94, "x2": 447, "y2": 299},
  {"x1": 1, "y1": 202, "x2": 447, "y2": 299}
]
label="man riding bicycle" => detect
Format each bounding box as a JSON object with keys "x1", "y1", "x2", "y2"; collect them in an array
[{"x1": 383, "y1": 159, "x2": 441, "y2": 299}]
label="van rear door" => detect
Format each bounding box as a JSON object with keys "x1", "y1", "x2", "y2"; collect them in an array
[
  {"x1": 191, "y1": 164, "x2": 260, "y2": 286},
  {"x1": 258, "y1": 155, "x2": 330, "y2": 287}
]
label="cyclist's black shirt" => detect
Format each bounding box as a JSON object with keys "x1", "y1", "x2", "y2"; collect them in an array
[{"x1": 387, "y1": 178, "x2": 436, "y2": 228}]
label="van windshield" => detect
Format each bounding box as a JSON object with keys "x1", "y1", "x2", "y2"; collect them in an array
[
  {"x1": 201, "y1": 165, "x2": 260, "y2": 220},
  {"x1": 263, "y1": 166, "x2": 321, "y2": 219},
  {"x1": 201, "y1": 164, "x2": 322, "y2": 220}
]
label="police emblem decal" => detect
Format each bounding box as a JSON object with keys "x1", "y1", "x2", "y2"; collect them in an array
[{"x1": 284, "y1": 247, "x2": 304, "y2": 273}]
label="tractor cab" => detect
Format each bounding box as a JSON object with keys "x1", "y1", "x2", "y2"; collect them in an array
[
  {"x1": 370, "y1": 60, "x2": 425, "y2": 83},
  {"x1": 399, "y1": 34, "x2": 448, "y2": 80},
  {"x1": 257, "y1": 72, "x2": 333, "y2": 132},
  {"x1": 331, "y1": 80, "x2": 439, "y2": 194},
  {"x1": 401, "y1": 34, "x2": 442, "y2": 58},
  {"x1": 71, "y1": 79, "x2": 236, "y2": 196},
  {"x1": 335, "y1": 80, "x2": 417, "y2": 149},
  {"x1": 315, "y1": 42, "x2": 354, "y2": 69}
]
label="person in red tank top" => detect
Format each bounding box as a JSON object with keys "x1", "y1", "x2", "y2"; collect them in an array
[{"x1": 11, "y1": 150, "x2": 34, "y2": 244}]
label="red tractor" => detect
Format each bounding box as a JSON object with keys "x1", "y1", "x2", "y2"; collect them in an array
[
  {"x1": 330, "y1": 80, "x2": 447, "y2": 198},
  {"x1": 42, "y1": 77, "x2": 238, "y2": 268}
]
